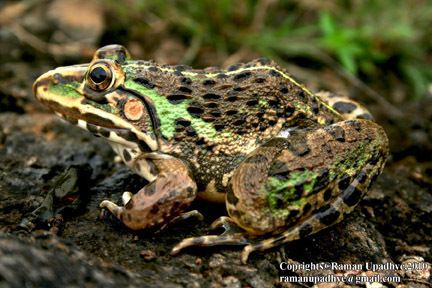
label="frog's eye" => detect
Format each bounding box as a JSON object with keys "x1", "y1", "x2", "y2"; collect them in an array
[{"x1": 86, "y1": 63, "x2": 114, "y2": 91}]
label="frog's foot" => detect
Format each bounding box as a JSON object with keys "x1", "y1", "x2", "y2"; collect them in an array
[
  {"x1": 100, "y1": 156, "x2": 197, "y2": 230},
  {"x1": 156, "y1": 210, "x2": 204, "y2": 233},
  {"x1": 171, "y1": 216, "x2": 249, "y2": 256}
]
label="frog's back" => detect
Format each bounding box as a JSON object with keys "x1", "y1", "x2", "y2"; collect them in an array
[
  {"x1": 126, "y1": 58, "x2": 337, "y2": 147},
  {"x1": 123, "y1": 59, "x2": 340, "y2": 199}
]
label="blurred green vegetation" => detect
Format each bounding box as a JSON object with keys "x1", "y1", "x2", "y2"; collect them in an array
[{"x1": 105, "y1": 0, "x2": 432, "y2": 99}]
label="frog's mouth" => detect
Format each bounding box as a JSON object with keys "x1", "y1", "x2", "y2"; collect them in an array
[{"x1": 33, "y1": 66, "x2": 158, "y2": 151}]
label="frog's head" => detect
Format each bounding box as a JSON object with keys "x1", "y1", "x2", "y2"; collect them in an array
[{"x1": 33, "y1": 45, "x2": 158, "y2": 151}]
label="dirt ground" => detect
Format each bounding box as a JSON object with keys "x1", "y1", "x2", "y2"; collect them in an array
[{"x1": 0, "y1": 1, "x2": 431, "y2": 287}]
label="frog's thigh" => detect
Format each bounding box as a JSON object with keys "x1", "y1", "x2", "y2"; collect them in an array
[
  {"x1": 228, "y1": 119, "x2": 388, "y2": 262},
  {"x1": 100, "y1": 156, "x2": 197, "y2": 230},
  {"x1": 316, "y1": 91, "x2": 374, "y2": 121}
]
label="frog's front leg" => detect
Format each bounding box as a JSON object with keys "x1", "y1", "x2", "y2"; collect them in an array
[
  {"x1": 100, "y1": 154, "x2": 197, "y2": 230},
  {"x1": 173, "y1": 119, "x2": 388, "y2": 263}
]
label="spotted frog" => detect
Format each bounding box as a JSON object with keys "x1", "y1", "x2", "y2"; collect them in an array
[{"x1": 33, "y1": 45, "x2": 389, "y2": 263}]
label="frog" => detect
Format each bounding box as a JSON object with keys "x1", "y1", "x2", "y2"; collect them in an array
[{"x1": 33, "y1": 45, "x2": 389, "y2": 263}]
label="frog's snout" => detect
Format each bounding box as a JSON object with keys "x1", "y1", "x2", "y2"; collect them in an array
[{"x1": 33, "y1": 65, "x2": 88, "y2": 101}]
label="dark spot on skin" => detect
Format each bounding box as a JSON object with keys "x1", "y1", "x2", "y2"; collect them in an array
[
  {"x1": 123, "y1": 149, "x2": 132, "y2": 162},
  {"x1": 246, "y1": 99, "x2": 258, "y2": 106},
  {"x1": 289, "y1": 209, "x2": 299, "y2": 217},
  {"x1": 187, "y1": 104, "x2": 204, "y2": 117},
  {"x1": 299, "y1": 223, "x2": 313, "y2": 238},
  {"x1": 147, "y1": 160, "x2": 158, "y2": 175},
  {"x1": 342, "y1": 186, "x2": 363, "y2": 207},
  {"x1": 285, "y1": 105, "x2": 295, "y2": 117},
  {"x1": 53, "y1": 73, "x2": 69, "y2": 84},
  {"x1": 202, "y1": 93, "x2": 221, "y2": 100},
  {"x1": 267, "y1": 98, "x2": 279, "y2": 108},
  {"x1": 181, "y1": 77, "x2": 192, "y2": 85},
  {"x1": 329, "y1": 125, "x2": 346, "y2": 142},
  {"x1": 255, "y1": 77, "x2": 266, "y2": 83},
  {"x1": 226, "y1": 190, "x2": 239, "y2": 205},
  {"x1": 225, "y1": 93, "x2": 237, "y2": 102},
  {"x1": 99, "y1": 127, "x2": 110, "y2": 137},
  {"x1": 195, "y1": 138, "x2": 206, "y2": 145},
  {"x1": 226, "y1": 110, "x2": 238, "y2": 115},
  {"x1": 175, "y1": 118, "x2": 191, "y2": 127},
  {"x1": 86, "y1": 123, "x2": 98, "y2": 133},
  {"x1": 205, "y1": 102, "x2": 218, "y2": 108},
  {"x1": 312, "y1": 168, "x2": 330, "y2": 194},
  {"x1": 268, "y1": 119, "x2": 277, "y2": 126},
  {"x1": 369, "y1": 153, "x2": 380, "y2": 165},
  {"x1": 178, "y1": 86, "x2": 192, "y2": 94},
  {"x1": 174, "y1": 71, "x2": 183, "y2": 76},
  {"x1": 175, "y1": 65, "x2": 190, "y2": 72},
  {"x1": 317, "y1": 206, "x2": 340, "y2": 225},
  {"x1": 357, "y1": 170, "x2": 368, "y2": 183},
  {"x1": 233, "y1": 71, "x2": 251, "y2": 81},
  {"x1": 148, "y1": 66, "x2": 159, "y2": 72},
  {"x1": 167, "y1": 94, "x2": 189, "y2": 104},
  {"x1": 269, "y1": 161, "x2": 290, "y2": 179},
  {"x1": 203, "y1": 79, "x2": 216, "y2": 86},
  {"x1": 273, "y1": 195, "x2": 285, "y2": 209},
  {"x1": 214, "y1": 122, "x2": 225, "y2": 131},
  {"x1": 209, "y1": 109, "x2": 222, "y2": 117},
  {"x1": 270, "y1": 70, "x2": 282, "y2": 77},
  {"x1": 338, "y1": 174, "x2": 351, "y2": 190},
  {"x1": 217, "y1": 73, "x2": 227, "y2": 79},
  {"x1": 348, "y1": 120, "x2": 362, "y2": 131},
  {"x1": 287, "y1": 138, "x2": 310, "y2": 157},
  {"x1": 228, "y1": 64, "x2": 240, "y2": 71},
  {"x1": 185, "y1": 126, "x2": 197, "y2": 136},
  {"x1": 280, "y1": 85, "x2": 289, "y2": 94},
  {"x1": 138, "y1": 140, "x2": 152, "y2": 152},
  {"x1": 357, "y1": 113, "x2": 374, "y2": 120},
  {"x1": 134, "y1": 77, "x2": 155, "y2": 89},
  {"x1": 232, "y1": 116, "x2": 246, "y2": 126},
  {"x1": 323, "y1": 188, "x2": 332, "y2": 201},
  {"x1": 333, "y1": 101, "x2": 357, "y2": 114},
  {"x1": 303, "y1": 203, "x2": 312, "y2": 214},
  {"x1": 311, "y1": 98, "x2": 319, "y2": 114},
  {"x1": 117, "y1": 51, "x2": 126, "y2": 64},
  {"x1": 233, "y1": 86, "x2": 243, "y2": 92}
]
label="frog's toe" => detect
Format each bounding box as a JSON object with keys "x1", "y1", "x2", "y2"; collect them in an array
[
  {"x1": 99, "y1": 200, "x2": 123, "y2": 219},
  {"x1": 210, "y1": 216, "x2": 245, "y2": 236},
  {"x1": 156, "y1": 210, "x2": 204, "y2": 233},
  {"x1": 171, "y1": 233, "x2": 248, "y2": 256}
]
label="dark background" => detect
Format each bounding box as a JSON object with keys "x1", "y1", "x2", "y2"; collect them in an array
[{"x1": 0, "y1": 1, "x2": 431, "y2": 287}]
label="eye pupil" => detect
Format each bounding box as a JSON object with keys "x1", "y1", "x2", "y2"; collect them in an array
[{"x1": 89, "y1": 67, "x2": 107, "y2": 83}]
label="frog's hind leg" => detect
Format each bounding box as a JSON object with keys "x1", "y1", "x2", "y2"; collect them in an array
[
  {"x1": 240, "y1": 162, "x2": 378, "y2": 263},
  {"x1": 316, "y1": 91, "x2": 374, "y2": 121},
  {"x1": 228, "y1": 119, "x2": 388, "y2": 263}
]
